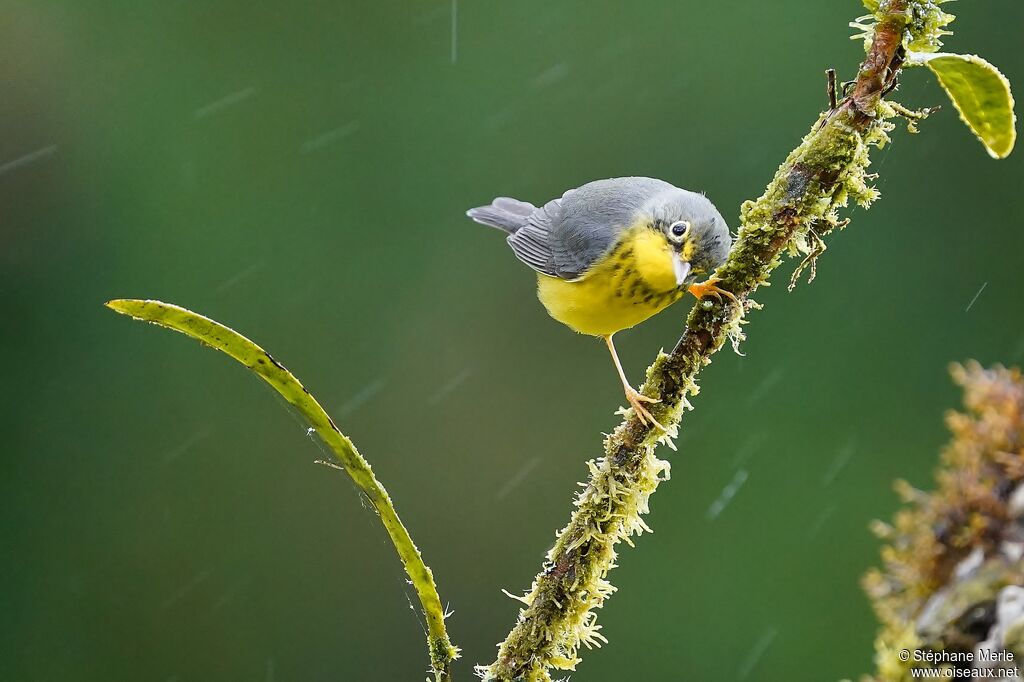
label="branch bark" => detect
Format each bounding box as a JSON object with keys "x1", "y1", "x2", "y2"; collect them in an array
[{"x1": 483, "y1": 2, "x2": 919, "y2": 680}]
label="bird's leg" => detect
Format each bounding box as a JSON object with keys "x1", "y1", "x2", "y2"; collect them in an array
[
  {"x1": 688, "y1": 278, "x2": 739, "y2": 305},
  {"x1": 603, "y1": 334, "x2": 665, "y2": 431}
]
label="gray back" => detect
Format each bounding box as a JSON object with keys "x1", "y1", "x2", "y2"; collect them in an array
[{"x1": 508, "y1": 177, "x2": 725, "y2": 280}]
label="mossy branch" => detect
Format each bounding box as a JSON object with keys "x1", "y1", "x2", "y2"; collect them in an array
[
  {"x1": 104, "y1": 300, "x2": 459, "y2": 682},
  {"x1": 863, "y1": 363, "x2": 1024, "y2": 680},
  {"x1": 482, "y1": 2, "x2": 951, "y2": 679}
]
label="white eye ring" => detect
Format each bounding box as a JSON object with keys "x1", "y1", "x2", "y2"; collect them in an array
[{"x1": 668, "y1": 220, "x2": 691, "y2": 242}]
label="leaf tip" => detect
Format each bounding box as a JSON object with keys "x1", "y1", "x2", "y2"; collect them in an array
[
  {"x1": 105, "y1": 298, "x2": 137, "y2": 315},
  {"x1": 987, "y1": 127, "x2": 1016, "y2": 159}
]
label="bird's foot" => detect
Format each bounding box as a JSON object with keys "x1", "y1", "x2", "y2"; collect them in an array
[
  {"x1": 688, "y1": 278, "x2": 738, "y2": 305},
  {"x1": 624, "y1": 386, "x2": 665, "y2": 431}
]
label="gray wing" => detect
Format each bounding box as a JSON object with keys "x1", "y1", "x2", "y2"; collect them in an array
[
  {"x1": 551, "y1": 177, "x2": 676, "y2": 278},
  {"x1": 505, "y1": 178, "x2": 679, "y2": 280},
  {"x1": 507, "y1": 177, "x2": 676, "y2": 280},
  {"x1": 505, "y1": 197, "x2": 563, "y2": 276}
]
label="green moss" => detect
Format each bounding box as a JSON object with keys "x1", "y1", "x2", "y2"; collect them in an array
[
  {"x1": 855, "y1": 1, "x2": 955, "y2": 55},
  {"x1": 904, "y1": 0, "x2": 955, "y2": 54},
  {"x1": 723, "y1": 103, "x2": 894, "y2": 296},
  {"x1": 863, "y1": 364, "x2": 1024, "y2": 681},
  {"x1": 479, "y1": 422, "x2": 672, "y2": 680}
]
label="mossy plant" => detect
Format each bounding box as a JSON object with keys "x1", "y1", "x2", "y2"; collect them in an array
[{"x1": 864, "y1": 364, "x2": 1024, "y2": 680}]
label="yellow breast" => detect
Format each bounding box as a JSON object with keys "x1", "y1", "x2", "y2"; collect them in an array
[{"x1": 536, "y1": 224, "x2": 684, "y2": 337}]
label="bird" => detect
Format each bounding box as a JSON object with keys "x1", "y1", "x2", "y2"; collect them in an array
[{"x1": 467, "y1": 176, "x2": 734, "y2": 429}]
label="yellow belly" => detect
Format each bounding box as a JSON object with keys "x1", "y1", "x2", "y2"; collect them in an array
[{"x1": 536, "y1": 225, "x2": 685, "y2": 337}]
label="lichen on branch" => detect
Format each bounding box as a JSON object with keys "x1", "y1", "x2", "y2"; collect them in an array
[
  {"x1": 863, "y1": 363, "x2": 1024, "y2": 681},
  {"x1": 482, "y1": 2, "x2": 949, "y2": 680}
]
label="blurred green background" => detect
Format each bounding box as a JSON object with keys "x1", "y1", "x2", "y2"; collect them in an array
[{"x1": 3, "y1": 1, "x2": 1023, "y2": 680}]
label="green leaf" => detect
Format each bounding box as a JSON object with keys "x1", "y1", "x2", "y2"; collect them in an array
[
  {"x1": 105, "y1": 299, "x2": 458, "y2": 681},
  {"x1": 909, "y1": 52, "x2": 1017, "y2": 159}
]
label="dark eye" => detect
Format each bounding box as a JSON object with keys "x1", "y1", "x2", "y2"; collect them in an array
[{"x1": 670, "y1": 221, "x2": 690, "y2": 237}]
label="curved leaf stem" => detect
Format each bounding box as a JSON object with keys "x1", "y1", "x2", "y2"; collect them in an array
[{"x1": 105, "y1": 299, "x2": 459, "y2": 681}]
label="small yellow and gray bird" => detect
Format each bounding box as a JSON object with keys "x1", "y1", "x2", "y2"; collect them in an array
[{"x1": 468, "y1": 176, "x2": 734, "y2": 429}]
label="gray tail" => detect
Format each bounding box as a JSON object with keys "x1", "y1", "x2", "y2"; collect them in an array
[{"x1": 466, "y1": 196, "x2": 536, "y2": 234}]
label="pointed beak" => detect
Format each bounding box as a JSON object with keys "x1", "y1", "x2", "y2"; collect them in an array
[{"x1": 671, "y1": 251, "x2": 691, "y2": 286}]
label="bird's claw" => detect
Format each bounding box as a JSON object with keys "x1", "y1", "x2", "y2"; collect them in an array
[
  {"x1": 624, "y1": 386, "x2": 666, "y2": 431},
  {"x1": 688, "y1": 278, "x2": 739, "y2": 305}
]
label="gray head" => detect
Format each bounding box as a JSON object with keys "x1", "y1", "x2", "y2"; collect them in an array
[{"x1": 641, "y1": 188, "x2": 731, "y2": 284}]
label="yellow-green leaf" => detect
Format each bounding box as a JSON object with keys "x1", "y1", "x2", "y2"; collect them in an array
[
  {"x1": 910, "y1": 52, "x2": 1016, "y2": 159},
  {"x1": 105, "y1": 299, "x2": 459, "y2": 680}
]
